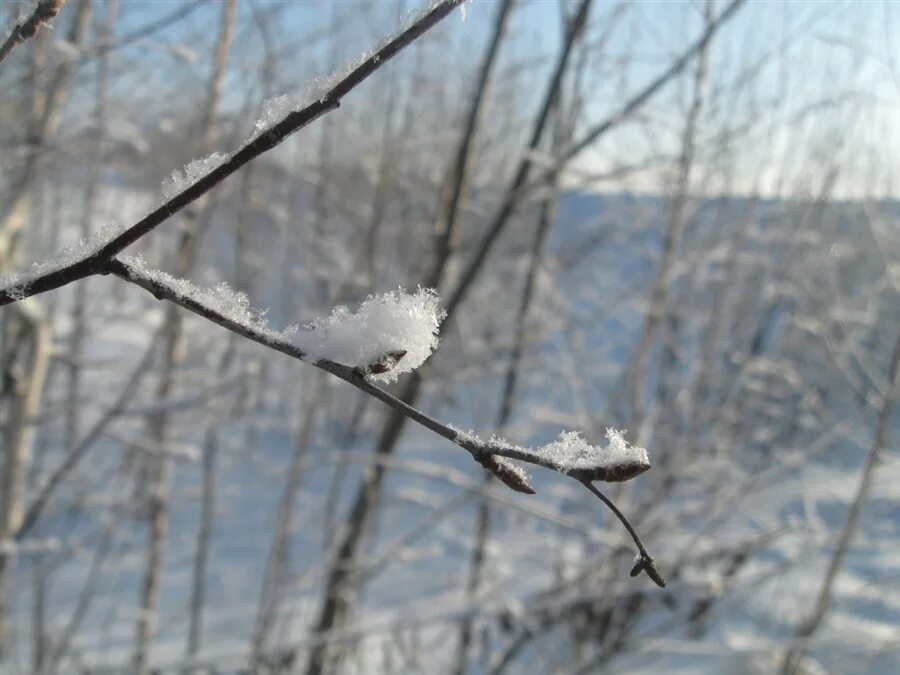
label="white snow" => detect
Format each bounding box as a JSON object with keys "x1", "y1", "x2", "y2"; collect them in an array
[
  {"x1": 450, "y1": 425, "x2": 482, "y2": 448},
  {"x1": 536, "y1": 429, "x2": 649, "y2": 474},
  {"x1": 247, "y1": 53, "x2": 369, "y2": 141},
  {"x1": 1, "y1": 221, "x2": 127, "y2": 297},
  {"x1": 247, "y1": 0, "x2": 461, "y2": 144},
  {"x1": 292, "y1": 287, "x2": 444, "y2": 383},
  {"x1": 253, "y1": 94, "x2": 293, "y2": 134},
  {"x1": 161, "y1": 152, "x2": 228, "y2": 200},
  {"x1": 120, "y1": 255, "x2": 442, "y2": 382},
  {"x1": 451, "y1": 425, "x2": 649, "y2": 479},
  {"x1": 120, "y1": 253, "x2": 284, "y2": 339}
]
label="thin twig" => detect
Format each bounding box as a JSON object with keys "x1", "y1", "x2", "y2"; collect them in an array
[
  {"x1": 0, "y1": 0, "x2": 466, "y2": 306},
  {"x1": 580, "y1": 480, "x2": 666, "y2": 587},
  {"x1": 105, "y1": 258, "x2": 649, "y2": 495},
  {"x1": 561, "y1": 0, "x2": 748, "y2": 163},
  {"x1": 0, "y1": 0, "x2": 66, "y2": 67},
  {"x1": 105, "y1": 257, "x2": 664, "y2": 587},
  {"x1": 12, "y1": 339, "x2": 155, "y2": 543}
]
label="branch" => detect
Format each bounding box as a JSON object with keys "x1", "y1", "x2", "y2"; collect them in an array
[
  {"x1": 580, "y1": 480, "x2": 666, "y2": 588},
  {"x1": 0, "y1": 0, "x2": 66, "y2": 67},
  {"x1": 437, "y1": 0, "x2": 748, "y2": 329},
  {"x1": 0, "y1": 0, "x2": 466, "y2": 306},
  {"x1": 560, "y1": 0, "x2": 748, "y2": 163},
  {"x1": 105, "y1": 256, "x2": 662, "y2": 580},
  {"x1": 12, "y1": 337, "x2": 155, "y2": 543},
  {"x1": 488, "y1": 0, "x2": 748, "y2": 216}
]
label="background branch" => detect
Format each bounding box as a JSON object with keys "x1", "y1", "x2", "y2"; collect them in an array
[{"x1": 0, "y1": 0, "x2": 466, "y2": 306}]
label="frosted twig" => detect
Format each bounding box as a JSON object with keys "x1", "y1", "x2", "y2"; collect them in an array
[
  {"x1": 107, "y1": 257, "x2": 663, "y2": 582},
  {"x1": 105, "y1": 259, "x2": 651, "y2": 491},
  {"x1": 0, "y1": 0, "x2": 466, "y2": 306},
  {"x1": 0, "y1": 0, "x2": 66, "y2": 67},
  {"x1": 449, "y1": 426, "x2": 650, "y2": 484}
]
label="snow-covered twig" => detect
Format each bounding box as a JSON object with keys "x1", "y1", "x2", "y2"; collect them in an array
[
  {"x1": 0, "y1": 0, "x2": 66, "y2": 67},
  {"x1": 106, "y1": 256, "x2": 663, "y2": 584},
  {"x1": 0, "y1": 0, "x2": 466, "y2": 306},
  {"x1": 106, "y1": 257, "x2": 651, "y2": 487}
]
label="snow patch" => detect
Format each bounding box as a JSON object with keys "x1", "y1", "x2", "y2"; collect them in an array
[
  {"x1": 537, "y1": 429, "x2": 649, "y2": 475},
  {"x1": 120, "y1": 256, "x2": 442, "y2": 381},
  {"x1": 292, "y1": 288, "x2": 444, "y2": 383}
]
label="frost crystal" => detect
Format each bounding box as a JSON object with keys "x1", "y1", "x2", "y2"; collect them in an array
[
  {"x1": 162, "y1": 152, "x2": 228, "y2": 200},
  {"x1": 119, "y1": 256, "x2": 442, "y2": 382},
  {"x1": 254, "y1": 94, "x2": 292, "y2": 134},
  {"x1": 120, "y1": 254, "x2": 282, "y2": 340},
  {"x1": 450, "y1": 426, "x2": 650, "y2": 482},
  {"x1": 292, "y1": 288, "x2": 444, "y2": 383},
  {"x1": 1, "y1": 222, "x2": 126, "y2": 296},
  {"x1": 535, "y1": 429, "x2": 649, "y2": 477}
]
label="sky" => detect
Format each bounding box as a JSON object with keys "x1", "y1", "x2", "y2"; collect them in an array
[{"x1": 3, "y1": 0, "x2": 898, "y2": 200}]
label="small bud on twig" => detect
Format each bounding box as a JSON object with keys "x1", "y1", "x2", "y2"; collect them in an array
[
  {"x1": 478, "y1": 454, "x2": 536, "y2": 494},
  {"x1": 364, "y1": 349, "x2": 408, "y2": 375}
]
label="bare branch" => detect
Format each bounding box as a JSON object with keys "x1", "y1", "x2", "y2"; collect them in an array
[{"x1": 561, "y1": 0, "x2": 748, "y2": 163}]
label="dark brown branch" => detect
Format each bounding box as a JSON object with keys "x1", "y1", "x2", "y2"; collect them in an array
[
  {"x1": 0, "y1": 0, "x2": 66, "y2": 67},
  {"x1": 0, "y1": 0, "x2": 466, "y2": 306},
  {"x1": 580, "y1": 480, "x2": 666, "y2": 588}
]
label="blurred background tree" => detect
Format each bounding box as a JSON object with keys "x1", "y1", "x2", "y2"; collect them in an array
[{"x1": 0, "y1": 1, "x2": 898, "y2": 673}]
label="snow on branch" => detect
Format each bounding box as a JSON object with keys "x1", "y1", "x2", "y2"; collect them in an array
[
  {"x1": 161, "y1": 153, "x2": 229, "y2": 200},
  {"x1": 0, "y1": 222, "x2": 126, "y2": 299},
  {"x1": 0, "y1": 0, "x2": 467, "y2": 307},
  {"x1": 120, "y1": 254, "x2": 285, "y2": 338},
  {"x1": 115, "y1": 256, "x2": 442, "y2": 381},
  {"x1": 450, "y1": 426, "x2": 650, "y2": 483},
  {"x1": 293, "y1": 288, "x2": 443, "y2": 383},
  {"x1": 451, "y1": 425, "x2": 661, "y2": 585},
  {"x1": 107, "y1": 256, "x2": 663, "y2": 585}
]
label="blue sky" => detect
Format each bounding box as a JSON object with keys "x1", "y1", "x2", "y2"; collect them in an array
[{"x1": 4, "y1": 0, "x2": 898, "y2": 199}]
